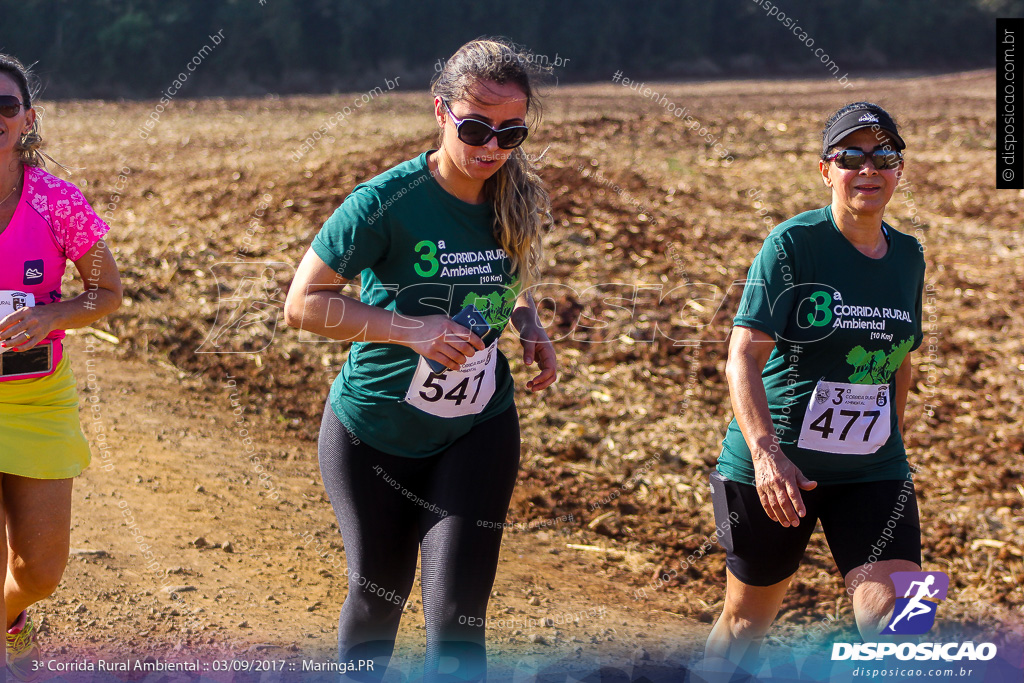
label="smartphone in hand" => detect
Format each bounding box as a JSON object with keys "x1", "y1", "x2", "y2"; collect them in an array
[{"x1": 425, "y1": 304, "x2": 491, "y2": 374}]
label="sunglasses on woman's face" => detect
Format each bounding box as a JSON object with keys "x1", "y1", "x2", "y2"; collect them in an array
[
  {"x1": 0, "y1": 96, "x2": 25, "y2": 118},
  {"x1": 442, "y1": 99, "x2": 529, "y2": 149},
  {"x1": 826, "y1": 147, "x2": 903, "y2": 171}
]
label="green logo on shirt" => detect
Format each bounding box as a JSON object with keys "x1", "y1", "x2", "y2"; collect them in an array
[
  {"x1": 846, "y1": 336, "x2": 914, "y2": 384},
  {"x1": 807, "y1": 290, "x2": 833, "y2": 327},
  {"x1": 414, "y1": 240, "x2": 439, "y2": 277},
  {"x1": 461, "y1": 288, "x2": 517, "y2": 329}
]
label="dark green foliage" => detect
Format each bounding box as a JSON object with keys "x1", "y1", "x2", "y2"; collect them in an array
[{"x1": 0, "y1": 0, "x2": 1016, "y2": 98}]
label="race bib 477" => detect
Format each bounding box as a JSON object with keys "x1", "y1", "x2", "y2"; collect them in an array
[{"x1": 797, "y1": 380, "x2": 891, "y2": 455}]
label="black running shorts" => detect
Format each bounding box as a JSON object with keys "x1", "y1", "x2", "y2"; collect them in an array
[{"x1": 709, "y1": 470, "x2": 921, "y2": 586}]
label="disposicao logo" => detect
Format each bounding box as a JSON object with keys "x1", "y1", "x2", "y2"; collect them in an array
[
  {"x1": 832, "y1": 571, "x2": 998, "y2": 662},
  {"x1": 884, "y1": 570, "x2": 948, "y2": 635}
]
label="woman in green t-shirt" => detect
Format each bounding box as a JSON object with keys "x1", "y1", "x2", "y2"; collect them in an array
[
  {"x1": 284, "y1": 38, "x2": 557, "y2": 682},
  {"x1": 703, "y1": 102, "x2": 927, "y2": 676}
]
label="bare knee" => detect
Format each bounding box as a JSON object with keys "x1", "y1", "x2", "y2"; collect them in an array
[
  {"x1": 851, "y1": 578, "x2": 895, "y2": 636},
  {"x1": 9, "y1": 556, "x2": 67, "y2": 600},
  {"x1": 855, "y1": 578, "x2": 895, "y2": 615},
  {"x1": 713, "y1": 571, "x2": 791, "y2": 643},
  {"x1": 720, "y1": 604, "x2": 777, "y2": 640},
  {"x1": 847, "y1": 560, "x2": 918, "y2": 638}
]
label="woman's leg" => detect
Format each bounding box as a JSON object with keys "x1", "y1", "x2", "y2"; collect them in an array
[
  {"x1": 705, "y1": 569, "x2": 794, "y2": 672},
  {"x1": 0, "y1": 473, "x2": 7, "y2": 630},
  {"x1": 844, "y1": 558, "x2": 921, "y2": 639},
  {"x1": 418, "y1": 405, "x2": 521, "y2": 682},
  {"x1": 702, "y1": 471, "x2": 818, "y2": 679},
  {"x1": 3, "y1": 475, "x2": 73, "y2": 625},
  {"x1": 318, "y1": 404, "x2": 421, "y2": 681},
  {"x1": 820, "y1": 478, "x2": 923, "y2": 640}
]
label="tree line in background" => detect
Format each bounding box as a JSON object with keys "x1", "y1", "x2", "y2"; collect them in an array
[{"x1": 0, "y1": 0, "x2": 1019, "y2": 99}]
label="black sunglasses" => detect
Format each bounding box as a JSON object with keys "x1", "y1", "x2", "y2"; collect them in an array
[
  {"x1": 825, "y1": 147, "x2": 903, "y2": 171},
  {"x1": 442, "y1": 100, "x2": 529, "y2": 149},
  {"x1": 0, "y1": 95, "x2": 25, "y2": 119}
]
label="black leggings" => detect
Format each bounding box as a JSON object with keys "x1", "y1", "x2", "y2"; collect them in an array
[{"x1": 318, "y1": 401, "x2": 521, "y2": 683}]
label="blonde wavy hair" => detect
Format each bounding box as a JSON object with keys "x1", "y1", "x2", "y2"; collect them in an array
[
  {"x1": 0, "y1": 53, "x2": 45, "y2": 168},
  {"x1": 431, "y1": 38, "x2": 552, "y2": 289}
]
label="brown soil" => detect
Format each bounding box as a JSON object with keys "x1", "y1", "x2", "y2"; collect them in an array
[{"x1": 28, "y1": 70, "x2": 1023, "y2": 673}]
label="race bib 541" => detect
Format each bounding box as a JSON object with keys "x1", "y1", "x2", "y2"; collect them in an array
[{"x1": 404, "y1": 340, "x2": 498, "y2": 418}]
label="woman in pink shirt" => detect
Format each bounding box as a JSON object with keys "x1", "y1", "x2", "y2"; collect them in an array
[{"x1": 0, "y1": 54, "x2": 122, "y2": 678}]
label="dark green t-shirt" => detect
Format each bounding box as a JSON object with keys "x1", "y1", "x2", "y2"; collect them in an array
[
  {"x1": 312, "y1": 152, "x2": 520, "y2": 458},
  {"x1": 718, "y1": 206, "x2": 925, "y2": 485}
]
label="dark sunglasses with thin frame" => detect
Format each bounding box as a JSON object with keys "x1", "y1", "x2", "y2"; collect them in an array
[
  {"x1": 825, "y1": 147, "x2": 903, "y2": 171},
  {"x1": 442, "y1": 99, "x2": 529, "y2": 150},
  {"x1": 0, "y1": 95, "x2": 25, "y2": 119}
]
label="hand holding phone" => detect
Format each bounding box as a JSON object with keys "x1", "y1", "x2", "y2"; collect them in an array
[{"x1": 425, "y1": 304, "x2": 491, "y2": 374}]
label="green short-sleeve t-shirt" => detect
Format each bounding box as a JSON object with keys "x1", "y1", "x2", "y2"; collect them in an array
[
  {"x1": 718, "y1": 206, "x2": 925, "y2": 485},
  {"x1": 312, "y1": 151, "x2": 521, "y2": 458}
]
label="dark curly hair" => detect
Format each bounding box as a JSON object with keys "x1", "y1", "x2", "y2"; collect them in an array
[{"x1": 0, "y1": 53, "x2": 44, "y2": 167}]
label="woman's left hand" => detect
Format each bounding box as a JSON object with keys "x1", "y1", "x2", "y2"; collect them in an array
[
  {"x1": 0, "y1": 304, "x2": 59, "y2": 352},
  {"x1": 518, "y1": 320, "x2": 558, "y2": 392}
]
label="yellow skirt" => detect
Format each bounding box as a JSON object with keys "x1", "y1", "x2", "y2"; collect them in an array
[{"x1": 0, "y1": 356, "x2": 91, "y2": 479}]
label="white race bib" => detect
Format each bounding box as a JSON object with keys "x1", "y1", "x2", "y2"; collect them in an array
[
  {"x1": 0, "y1": 291, "x2": 34, "y2": 356},
  {"x1": 404, "y1": 340, "x2": 498, "y2": 418},
  {"x1": 797, "y1": 380, "x2": 891, "y2": 455},
  {"x1": 0, "y1": 290, "x2": 34, "y2": 319}
]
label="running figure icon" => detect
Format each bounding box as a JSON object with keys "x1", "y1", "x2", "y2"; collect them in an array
[
  {"x1": 883, "y1": 571, "x2": 949, "y2": 635},
  {"x1": 885, "y1": 574, "x2": 938, "y2": 631}
]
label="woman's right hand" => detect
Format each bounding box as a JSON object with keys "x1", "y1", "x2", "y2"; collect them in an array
[
  {"x1": 751, "y1": 447, "x2": 817, "y2": 528},
  {"x1": 397, "y1": 314, "x2": 486, "y2": 372},
  {"x1": 726, "y1": 325, "x2": 818, "y2": 528}
]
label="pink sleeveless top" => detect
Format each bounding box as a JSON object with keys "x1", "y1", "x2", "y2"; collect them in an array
[{"x1": 0, "y1": 166, "x2": 110, "y2": 381}]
